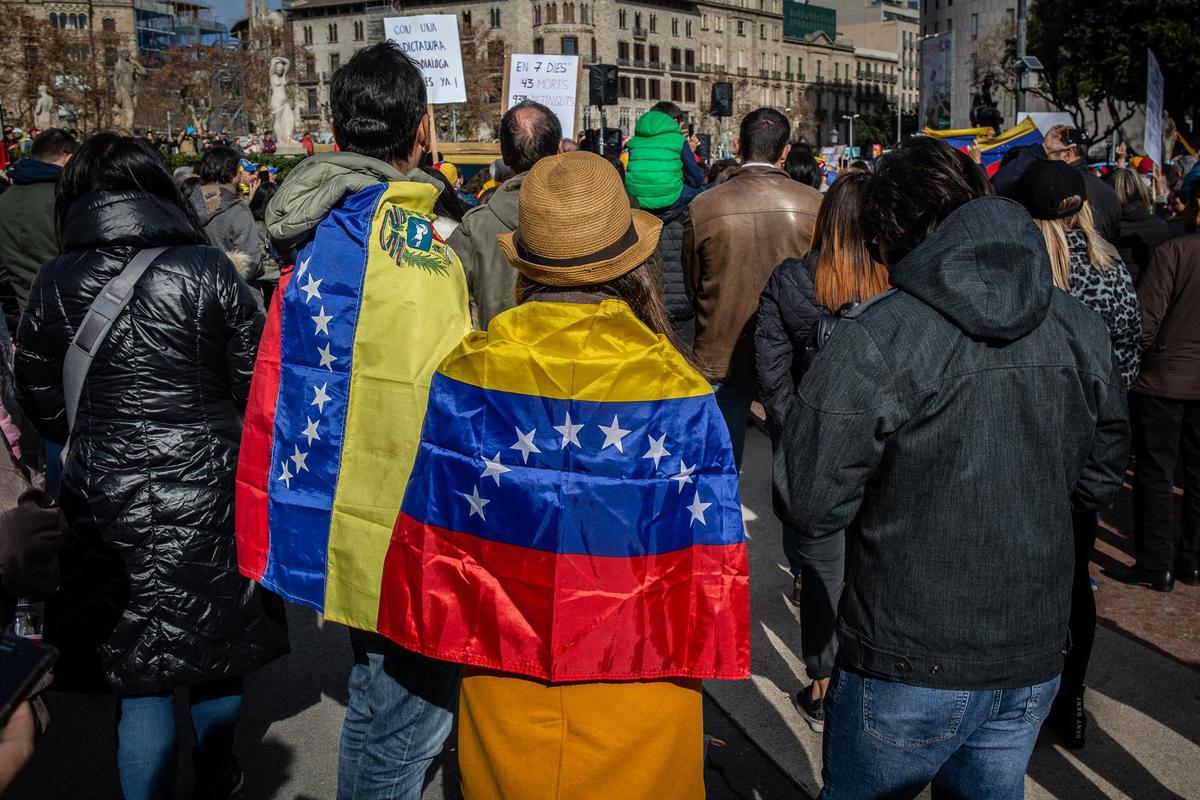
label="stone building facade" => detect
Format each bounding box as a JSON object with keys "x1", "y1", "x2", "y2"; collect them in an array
[
  {"x1": 285, "y1": 0, "x2": 911, "y2": 149},
  {"x1": 919, "y1": 0, "x2": 1018, "y2": 128}
]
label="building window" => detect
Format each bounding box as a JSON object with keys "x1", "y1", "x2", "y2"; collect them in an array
[
  {"x1": 464, "y1": 10, "x2": 472, "y2": 26},
  {"x1": 686, "y1": 20, "x2": 693, "y2": 37},
  {"x1": 685, "y1": 49, "x2": 695, "y2": 68},
  {"x1": 649, "y1": 45, "x2": 659, "y2": 63},
  {"x1": 649, "y1": 79, "x2": 660, "y2": 100},
  {"x1": 671, "y1": 80, "x2": 682, "y2": 101},
  {"x1": 591, "y1": 37, "x2": 597, "y2": 59},
  {"x1": 327, "y1": 23, "x2": 338, "y2": 43},
  {"x1": 970, "y1": 14, "x2": 978, "y2": 40},
  {"x1": 103, "y1": 46, "x2": 117, "y2": 66},
  {"x1": 303, "y1": 25, "x2": 313, "y2": 45},
  {"x1": 534, "y1": 37, "x2": 544, "y2": 54},
  {"x1": 103, "y1": 17, "x2": 116, "y2": 31},
  {"x1": 49, "y1": 12, "x2": 58, "y2": 28},
  {"x1": 737, "y1": 20, "x2": 745, "y2": 37},
  {"x1": 933, "y1": 21, "x2": 939, "y2": 33},
  {"x1": 561, "y1": 36, "x2": 577, "y2": 55},
  {"x1": 547, "y1": 4, "x2": 556, "y2": 23},
  {"x1": 307, "y1": 88, "x2": 318, "y2": 110},
  {"x1": 619, "y1": 9, "x2": 627, "y2": 29},
  {"x1": 330, "y1": 53, "x2": 340, "y2": 72},
  {"x1": 564, "y1": 3, "x2": 574, "y2": 23},
  {"x1": 533, "y1": 5, "x2": 541, "y2": 24},
  {"x1": 671, "y1": 47, "x2": 681, "y2": 66},
  {"x1": 946, "y1": 17, "x2": 952, "y2": 32},
  {"x1": 634, "y1": 12, "x2": 641, "y2": 30},
  {"x1": 1006, "y1": 8, "x2": 1015, "y2": 28},
  {"x1": 634, "y1": 78, "x2": 646, "y2": 99},
  {"x1": 582, "y1": 4, "x2": 589, "y2": 24},
  {"x1": 716, "y1": 16, "x2": 724, "y2": 33},
  {"x1": 634, "y1": 43, "x2": 644, "y2": 61},
  {"x1": 817, "y1": 60, "x2": 823, "y2": 78},
  {"x1": 715, "y1": 45, "x2": 723, "y2": 66},
  {"x1": 701, "y1": 13, "x2": 709, "y2": 30},
  {"x1": 489, "y1": 8, "x2": 501, "y2": 27},
  {"x1": 354, "y1": 20, "x2": 364, "y2": 40},
  {"x1": 685, "y1": 82, "x2": 695, "y2": 103},
  {"x1": 649, "y1": 14, "x2": 657, "y2": 33},
  {"x1": 305, "y1": 53, "x2": 316, "y2": 76},
  {"x1": 760, "y1": 23, "x2": 766, "y2": 39},
  {"x1": 619, "y1": 76, "x2": 631, "y2": 97},
  {"x1": 672, "y1": 18, "x2": 679, "y2": 37},
  {"x1": 618, "y1": 41, "x2": 630, "y2": 60}
]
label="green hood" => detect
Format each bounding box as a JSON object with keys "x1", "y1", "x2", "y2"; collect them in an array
[
  {"x1": 265, "y1": 151, "x2": 443, "y2": 246},
  {"x1": 625, "y1": 111, "x2": 686, "y2": 211}
]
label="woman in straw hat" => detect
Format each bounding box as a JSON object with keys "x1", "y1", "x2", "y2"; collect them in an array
[{"x1": 380, "y1": 151, "x2": 750, "y2": 798}]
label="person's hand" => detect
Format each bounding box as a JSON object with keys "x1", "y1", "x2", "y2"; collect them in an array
[
  {"x1": 1044, "y1": 125, "x2": 1074, "y2": 161},
  {"x1": 687, "y1": 134, "x2": 701, "y2": 153},
  {"x1": 967, "y1": 143, "x2": 983, "y2": 165},
  {"x1": 0, "y1": 701, "x2": 36, "y2": 794},
  {"x1": 1115, "y1": 140, "x2": 1128, "y2": 168}
]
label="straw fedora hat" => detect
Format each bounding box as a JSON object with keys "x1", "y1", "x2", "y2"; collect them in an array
[{"x1": 498, "y1": 151, "x2": 663, "y2": 287}]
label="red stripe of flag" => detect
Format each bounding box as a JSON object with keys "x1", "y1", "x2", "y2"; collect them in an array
[
  {"x1": 377, "y1": 514, "x2": 750, "y2": 682},
  {"x1": 235, "y1": 266, "x2": 293, "y2": 581}
]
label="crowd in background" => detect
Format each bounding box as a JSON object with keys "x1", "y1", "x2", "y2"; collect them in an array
[{"x1": 0, "y1": 37, "x2": 1197, "y2": 800}]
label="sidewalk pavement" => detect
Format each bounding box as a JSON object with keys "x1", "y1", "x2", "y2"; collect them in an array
[{"x1": 712, "y1": 425, "x2": 1200, "y2": 799}]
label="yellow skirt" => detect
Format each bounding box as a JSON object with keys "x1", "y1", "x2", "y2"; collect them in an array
[{"x1": 458, "y1": 671, "x2": 705, "y2": 800}]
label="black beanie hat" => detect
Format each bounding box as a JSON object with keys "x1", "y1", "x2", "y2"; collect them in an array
[{"x1": 1014, "y1": 159, "x2": 1087, "y2": 220}]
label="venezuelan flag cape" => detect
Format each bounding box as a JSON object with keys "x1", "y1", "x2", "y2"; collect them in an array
[
  {"x1": 377, "y1": 299, "x2": 751, "y2": 682},
  {"x1": 236, "y1": 181, "x2": 470, "y2": 633},
  {"x1": 926, "y1": 118, "x2": 1043, "y2": 177}
]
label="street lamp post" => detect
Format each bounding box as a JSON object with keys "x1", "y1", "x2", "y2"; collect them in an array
[{"x1": 842, "y1": 113, "x2": 861, "y2": 151}]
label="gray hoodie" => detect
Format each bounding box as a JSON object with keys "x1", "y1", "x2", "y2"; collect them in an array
[{"x1": 190, "y1": 184, "x2": 265, "y2": 285}]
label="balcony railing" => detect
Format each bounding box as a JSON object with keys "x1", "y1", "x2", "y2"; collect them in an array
[
  {"x1": 759, "y1": 69, "x2": 768, "y2": 78},
  {"x1": 670, "y1": 61, "x2": 682, "y2": 71},
  {"x1": 617, "y1": 57, "x2": 631, "y2": 66},
  {"x1": 633, "y1": 26, "x2": 648, "y2": 39},
  {"x1": 772, "y1": 70, "x2": 781, "y2": 79},
  {"x1": 737, "y1": 67, "x2": 748, "y2": 76},
  {"x1": 649, "y1": 60, "x2": 665, "y2": 70}
]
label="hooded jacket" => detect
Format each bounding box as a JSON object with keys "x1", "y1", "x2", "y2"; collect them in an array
[
  {"x1": 191, "y1": 183, "x2": 265, "y2": 286},
  {"x1": 1116, "y1": 202, "x2": 1168, "y2": 284},
  {"x1": 775, "y1": 197, "x2": 1129, "y2": 690},
  {"x1": 625, "y1": 110, "x2": 687, "y2": 211},
  {"x1": 448, "y1": 172, "x2": 523, "y2": 329},
  {"x1": 0, "y1": 158, "x2": 62, "y2": 323},
  {"x1": 15, "y1": 191, "x2": 288, "y2": 693}
]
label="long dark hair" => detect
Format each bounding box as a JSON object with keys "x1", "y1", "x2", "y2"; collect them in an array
[
  {"x1": 515, "y1": 263, "x2": 710, "y2": 377},
  {"x1": 810, "y1": 172, "x2": 890, "y2": 310},
  {"x1": 56, "y1": 132, "x2": 206, "y2": 246},
  {"x1": 248, "y1": 181, "x2": 279, "y2": 222}
]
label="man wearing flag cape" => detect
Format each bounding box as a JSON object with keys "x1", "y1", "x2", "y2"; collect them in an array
[{"x1": 235, "y1": 43, "x2": 470, "y2": 798}]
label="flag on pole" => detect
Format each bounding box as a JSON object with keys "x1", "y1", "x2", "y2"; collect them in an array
[
  {"x1": 377, "y1": 300, "x2": 751, "y2": 682},
  {"x1": 236, "y1": 180, "x2": 471, "y2": 633}
]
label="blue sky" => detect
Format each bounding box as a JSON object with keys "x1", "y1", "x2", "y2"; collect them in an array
[{"x1": 208, "y1": 0, "x2": 280, "y2": 28}]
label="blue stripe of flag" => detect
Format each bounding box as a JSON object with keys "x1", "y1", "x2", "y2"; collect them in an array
[
  {"x1": 261, "y1": 182, "x2": 385, "y2": 609},
  {"x1": 400, "y1": 373, "x2": 744, "y2": 556}
]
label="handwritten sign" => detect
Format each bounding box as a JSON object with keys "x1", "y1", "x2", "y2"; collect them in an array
[
  {"x1": 505, "y1": 54, "x2": 580, "y2": 138},
  {"x1": 384, "y1": 15, "x2": 466, "y2": 105}
]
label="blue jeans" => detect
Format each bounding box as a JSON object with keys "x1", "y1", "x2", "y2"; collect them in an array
[
  {"x1": 821, "y1": 668, "x2": 1060, "y2": 800},
  {"x1": 713, "y1": 381, "x2": 754, "y2": 470},
  {"x1": 116, "y1": 677, "x2": 243, "y2": 800},
  {"x1": 337, "y1": 629, "x2": 461, "y2": 800}
]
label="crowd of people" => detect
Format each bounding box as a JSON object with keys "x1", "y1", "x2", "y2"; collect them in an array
[{"x1": 0, "y1": 38, "x2": 1197, "y2": 800}]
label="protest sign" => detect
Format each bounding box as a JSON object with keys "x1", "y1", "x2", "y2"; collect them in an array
[
  {"x1": 384, "y1": 15, "x2": 467, "y2": 104},
  {"x1": 503, "y1": 54, "x2": 581, "y2": 138},
  {"x1": 1145, "y1": 49, "x2": 1164, "y2": 168}
]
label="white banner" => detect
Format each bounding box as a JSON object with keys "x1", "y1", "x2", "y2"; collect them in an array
[
  {"x1": 1145, "y1": 48, "x2": 1164, "y2": 167},
  {"x1": 505, "y1": 54, "x2": 580, "y2": 138},
  {"x1": 384, "y1": 15, "x2": 467, "y2": 105},
  {"x1": 919, "y1": 33, "x2": 953, "y2": 130}
]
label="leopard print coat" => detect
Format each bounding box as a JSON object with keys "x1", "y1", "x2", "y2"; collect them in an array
[{"x1": 1067, "y1": 230, "x2": 1141, "y2": 390}]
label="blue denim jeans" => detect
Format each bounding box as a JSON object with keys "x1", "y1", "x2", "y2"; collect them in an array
[
  {"x1": 337, "y1": 629, "x2": 461, "y2": 800},
  {"x1": 115, "y1": 677, "x2": 243, "y2": 800},
  {"x1": 820, "y1": 667, "x2": 1060, "y2": 800}
]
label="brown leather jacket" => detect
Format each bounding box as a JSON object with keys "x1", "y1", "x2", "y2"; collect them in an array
[
  {"x1": 1135, "y1": 231, "x2": 1200, "y2": 400},
  {"x1": 683, "y1": 166, "x2": 821, "y2": 383}
]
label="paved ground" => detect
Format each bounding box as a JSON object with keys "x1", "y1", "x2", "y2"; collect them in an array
[
  {"x1": 9, "y1": 424, "x2": 1200, "y2": 799},
  {"x1": 708, "y1": 424, "x2": 1200, "y2": 800},
  {"x1": 8, "y1": 603, "x2": 796, "y2": 800}
]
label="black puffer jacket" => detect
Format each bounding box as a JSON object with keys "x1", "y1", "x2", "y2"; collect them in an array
[
  {"x1": 15, "y1": 191, "x2": 288, "y2": 694},
  {"x1": 656, "y1": 204, "x2": 693, "y2": 325},
  {"x1": 755, "y1": 255, "x2": 823, "y2": 436}
]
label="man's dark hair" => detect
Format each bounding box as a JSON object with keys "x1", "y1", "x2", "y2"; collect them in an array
[
  {"x1": 864, "y1": 136, "x2": 994, "y2": 265},
  {"x1": 331, "y1": 41, "x2": 427, "y2": 164},
  {"x1": 198, "y1": 145, "x2": 241, "y2": 185},
  {"x1": 649, "y1": 101, "x2": 685, "y2": 125},
  {"x1": 739, "y1": 108, "x2": 790, "y2": 163},
  {"x1": 31, "y1": 128, "x2": 77, "y2": 162},
  {"x1": 499, "y1": 100, "x2": 561, "y2": 174}
]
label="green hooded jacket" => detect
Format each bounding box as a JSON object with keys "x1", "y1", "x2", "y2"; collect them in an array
[{"x1": 625, "y1": 110, "x2": 686, "y2": 211}]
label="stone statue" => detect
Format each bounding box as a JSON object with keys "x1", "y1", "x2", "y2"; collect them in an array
[
  {"x1": 33, "y1": 84, "x2": 56, "y2": 130},
  {"x1": 112, "y1": 49, "x2": 147, "y2": 133},
  {"x1": 269, "y1": 57, "x2": 296, "y2": 144}
]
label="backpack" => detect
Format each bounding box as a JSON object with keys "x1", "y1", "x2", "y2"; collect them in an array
[{"x1": 799, "y1": 301, "x2": 860, "y2": 376}]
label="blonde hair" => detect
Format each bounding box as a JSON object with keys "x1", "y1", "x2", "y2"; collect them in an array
[
  {"x1": 1034, "y1": 197, "x2": 1116, "y2": 290},
  {"x1": 1108, "y1": 167, "x2": 1152, "y2": 210}
]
